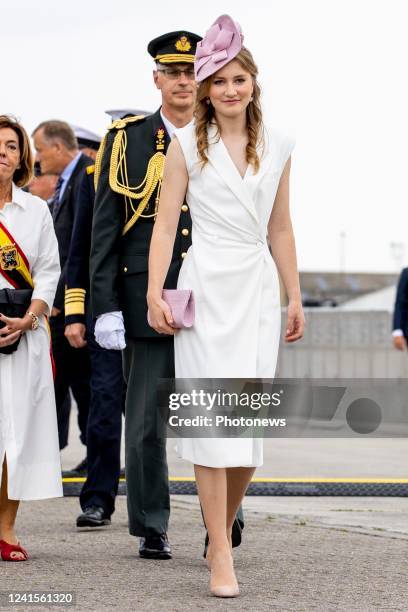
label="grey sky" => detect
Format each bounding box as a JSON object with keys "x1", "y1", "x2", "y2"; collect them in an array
[{"x1": 3, "y1": 0, "x2": 407, "y2": 272}]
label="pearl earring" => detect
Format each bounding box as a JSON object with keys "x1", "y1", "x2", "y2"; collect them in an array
[{"x1": 206, "y1": 98, "x2": 210, "y2": 105}]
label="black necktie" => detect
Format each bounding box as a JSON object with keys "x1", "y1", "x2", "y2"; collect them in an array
[{"x1": 52, "y1": 176, "x2": 64, "y2": 220}]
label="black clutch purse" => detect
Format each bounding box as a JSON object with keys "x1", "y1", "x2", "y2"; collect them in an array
[{"x1": 0, "y1": 288, "x2": 33, "y2": 355}]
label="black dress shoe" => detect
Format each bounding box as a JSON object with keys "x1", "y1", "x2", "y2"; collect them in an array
[
  {"x1": 139, "y1": 534, "x2": 172, "y2": 560},
  {"x1": 76, "y1": 505, "x2": 111, "y2": 528},
  {"x1": 203, "y1": 517, "x2": 243, "y2": 558}
]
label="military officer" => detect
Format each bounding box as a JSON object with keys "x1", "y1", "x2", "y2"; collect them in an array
[
  {"x1": 64, "y1": 140, "x2": 126, "y2": 527},
  {"x1": 90, "y1": 31, "x2": 201, "y2": 559}
]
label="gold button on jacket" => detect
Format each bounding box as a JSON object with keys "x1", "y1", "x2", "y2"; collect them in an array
[
  {"x1": 181, "y1": 204, "x2": 188, "y2": 212},
  {"x1": 181, "y1": 228, "x2": 189, "y2": 236}
]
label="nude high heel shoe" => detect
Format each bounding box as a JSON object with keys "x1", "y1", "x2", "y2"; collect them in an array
[
  {"x1": 209, "y1": 551, "x2": 239, "y2": 598},
  {"x1": 211, "y1": 584, "x2": 240, "y2": 598}
]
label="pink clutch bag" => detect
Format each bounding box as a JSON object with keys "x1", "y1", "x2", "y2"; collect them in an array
[{"x1": 148, "y1": 289, "x2": 195, "y2": 329}]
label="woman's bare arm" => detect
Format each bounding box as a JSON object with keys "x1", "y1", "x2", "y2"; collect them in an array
[
  {"x1": 147, "y1": 137, "x2": 188, "y2": 334},
  {"x1": 268, "y1": 157, "x2": 304, "y2": 342}
]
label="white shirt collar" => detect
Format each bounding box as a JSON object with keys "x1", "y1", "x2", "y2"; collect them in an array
[
  {"x1": 159, "y1": 110, "x2": 193, "y2": 140},
  {"x1": 160, "y1": 110, "x2": 177, "y2": 139},
  {"x1": 61, "y1": 151, "x2": 82, "y2": 183}
]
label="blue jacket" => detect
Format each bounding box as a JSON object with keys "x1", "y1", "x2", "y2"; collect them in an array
[{"x1": 393, "y1": 267, "x2": 408, "y2": 339}]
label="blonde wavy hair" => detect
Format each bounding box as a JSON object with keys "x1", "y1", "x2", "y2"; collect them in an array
[{"x1": 194, "y1": 47, "x2": 264, "y2": 173}]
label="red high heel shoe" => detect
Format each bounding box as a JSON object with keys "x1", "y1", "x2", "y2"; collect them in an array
[{"x1": 0, "y1": 540, "x2": 29, "y2": 561}]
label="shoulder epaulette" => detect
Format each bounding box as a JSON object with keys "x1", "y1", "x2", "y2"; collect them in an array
[
  {"x1": 108, "y1": 115, "x2": 146, "y2": 131},
  {"x1": 94, "y1": 115, "x2": 146, "y2": 190},
  {"x1": 94, "y1": 114, "x2": 164, "y2": 235},
  {"x1": 86, "y1": 165, "x2": 95, "y2": 175}
]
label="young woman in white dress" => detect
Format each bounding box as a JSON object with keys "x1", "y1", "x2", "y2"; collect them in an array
[
  {"x1": 148, "y1": 15, "x2": 304, "y2": 597},
  {"x1": 0, "y1": 115, "x2": 62, "y2": 561}
]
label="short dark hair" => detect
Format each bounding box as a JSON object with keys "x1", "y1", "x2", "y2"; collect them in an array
[
  {"x1": 0, "y1": 115, "x2": 34, "y2": 187},
  {"x1": 33, "y1": 120, "x2": 78, "y2": 151}
]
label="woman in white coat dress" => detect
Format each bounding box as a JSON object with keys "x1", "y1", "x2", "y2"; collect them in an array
[
  {"x1": 0, "y1": 116, "x2": 62, "y2": 561},
  {"x1": 147, "y1": 15, "x2": 304, "y2": 597}
]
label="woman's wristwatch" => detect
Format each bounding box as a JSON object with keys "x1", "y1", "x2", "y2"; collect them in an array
[{"x1": 26, "y1": 311, "x2": 40, "y2": 330}]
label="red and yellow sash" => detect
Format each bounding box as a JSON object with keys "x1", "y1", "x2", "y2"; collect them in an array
[{"x1": 0, "y1": 221, "x2": 55, "y2": 376}]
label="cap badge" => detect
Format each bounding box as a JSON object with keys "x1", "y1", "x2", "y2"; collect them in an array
[{"x1": 175, "y1": 36, "x2": 191, "y2": 52}]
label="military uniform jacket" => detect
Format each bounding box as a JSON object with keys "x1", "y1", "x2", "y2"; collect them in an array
[
  {"x1": 52, "y1": 152, "x2": 94, "y2": 311},
  {"x1": 90, "y1": 108, "x2": 192, "y2": 338},
  {"x1": 65, "y1": 165, "x2": 95, "y2": 325}
]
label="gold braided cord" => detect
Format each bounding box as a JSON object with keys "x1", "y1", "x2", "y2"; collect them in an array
[
  {"x1": 155, "y1": 54, "x2": 195, "y2": 63},
  {"x1": 94, "y1": 115, "x2": 145, "y2": 190},
  {"x1": 108, "y1": 128, "x2": 165, "y2": 235},
  {"x1": 122, "y1": 153, "x2": 165, "y2": 234}
]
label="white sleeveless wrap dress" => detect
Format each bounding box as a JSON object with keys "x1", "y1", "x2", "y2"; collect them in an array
[{"x1": 173, "y1": 123, "x2": 295, "y2": 467}]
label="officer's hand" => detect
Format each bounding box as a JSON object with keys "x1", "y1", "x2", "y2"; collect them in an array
[
  {"x1": 65, "y1": 323, "x2": 87, "y2": 348},
  {"x1": 94, "y1": 312, "x2": 126, "y2": 350},
  {"x1": 147, "y1": 296, "x2": 178, "y2": 336},
  {"x1": 393, "y1": 336, "x2": 407, "y2": 351}
]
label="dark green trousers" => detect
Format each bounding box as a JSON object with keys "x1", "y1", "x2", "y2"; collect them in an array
[
  {"x1": 123, "y1": 337, "x2": 173, "y2": 537},
  {"x1": 123, "y1": 336, "x2": 245, "y2": 538}
]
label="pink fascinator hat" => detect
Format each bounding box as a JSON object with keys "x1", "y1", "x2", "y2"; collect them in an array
[{"x1": 194, "y1": 14, "x2": 244, "y2": 83}]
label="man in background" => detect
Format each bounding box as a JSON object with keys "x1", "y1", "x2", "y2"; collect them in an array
[
  {"x1": 32, "y1": 121, "x2": 92, "y2": 468},
  {"x1": 392, "y1": 267, "x2": 408, "y2": 351},
  {"x1": 27, "y1": 161, "x2": 58, "y2": 203},
  {"x1": 71, "y1": 125, "x2": 102, "y2": 161},
  {"x1": 64, "y1": 120, "x2": 125, "y2": 527}
]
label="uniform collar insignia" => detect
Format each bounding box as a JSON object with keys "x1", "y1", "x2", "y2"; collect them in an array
[{"x1": 156, "y1": 127, "x2": 166, "y2": 151}]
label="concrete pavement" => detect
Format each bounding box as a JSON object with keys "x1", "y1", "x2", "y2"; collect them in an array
[
  {"x1": 1, "y1": 495, "x2": 407, "y2": 611},
  {"x1": 11, "y1": 407, "x2": 398, "y2": 610}
]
